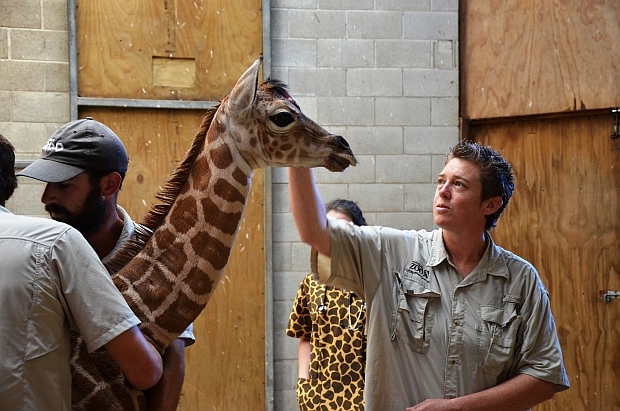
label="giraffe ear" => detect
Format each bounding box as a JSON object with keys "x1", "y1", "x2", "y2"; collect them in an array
[{"x1": 227, "y1": 57, "x2": 262, "y2": 120}]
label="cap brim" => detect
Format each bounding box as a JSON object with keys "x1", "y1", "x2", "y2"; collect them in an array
[{"x1": 17, "y1": 158, "x2": 86, "y2": 183}]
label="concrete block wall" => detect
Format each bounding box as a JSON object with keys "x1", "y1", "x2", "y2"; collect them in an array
[
  {"x1": 2, "y1": 1, "x2": 459, "y2": 409},
  {"x1": 1, "y1": 0, "x2": 69, "y2": 216},
  {"x1": 269, "y1": 1, "x2": 459, "y2": 409}
]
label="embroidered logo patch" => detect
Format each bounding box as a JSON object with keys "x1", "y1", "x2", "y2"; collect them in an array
[
  {"x1": 404, "y1": 260, "x2": 429, "y2": 282},
  {"x1": 43, "y1": 138, "x2": 64, "y2": 154},
  {"x1": 503, "y1": 294, "x2": 521, "y2": 304}
]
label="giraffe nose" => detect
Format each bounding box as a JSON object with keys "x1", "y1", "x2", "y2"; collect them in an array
[{"x1": 334, "y1": 135, "x2": 351, "y2": 150}]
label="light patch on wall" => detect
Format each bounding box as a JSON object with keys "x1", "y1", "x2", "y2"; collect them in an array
[{"x1": 152, "y1": 57, "x2": 196, "y2": 88}]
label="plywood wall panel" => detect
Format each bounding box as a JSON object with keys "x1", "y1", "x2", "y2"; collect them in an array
[
  {"x1": 76, "y1": 0, "x2": 262, "y2": 101},
  {"x1": 79, "y1": 107, "x2": 267, "y2": 410},
  {"x1": 472, "y1": 113, "x2": 620, "y2": 410},
  {"x1": 461, "y1": 0, "x2": 620, "y2": 120}
]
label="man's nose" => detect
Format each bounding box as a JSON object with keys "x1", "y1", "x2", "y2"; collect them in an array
[{"x1": 41, "y1": 184, "x2": 55, "y2": 204}]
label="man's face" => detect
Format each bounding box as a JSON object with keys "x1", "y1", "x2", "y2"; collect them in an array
[
  {"x1": 433, "y1": 158, "x2": 490, "y2": 233},
  {"x1": 41, "y1": 171, "x2": 107, "y2": 235}
]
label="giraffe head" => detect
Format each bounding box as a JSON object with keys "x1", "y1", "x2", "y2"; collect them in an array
[{"x1": 218, "y1": 58, "x2": 357, "y2": 172}]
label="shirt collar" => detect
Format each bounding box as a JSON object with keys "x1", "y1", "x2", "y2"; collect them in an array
[{"x1": 428, "y1": 229, "x2": 510, "y2": 281}]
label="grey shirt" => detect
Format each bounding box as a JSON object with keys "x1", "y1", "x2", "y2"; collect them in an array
[
  {"x1": 315, "y1": 218, "x2": 569, "y2": 411},
  {"x1": 0, "y1": 206, "x2": 140, "y2": 411}
]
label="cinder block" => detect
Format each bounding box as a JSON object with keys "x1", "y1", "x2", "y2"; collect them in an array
[
  {"x1": 273, "y1": 329, "x2": 299, "y2": 359},
  {"x1": 431, "y1": 154, "x2": 447, "y2": 179},
  {"x1": 273, "y1": 360, "x2": 298, "y2": 393},
  {"x1": 318, "y1": 96, "x2": 374, "y2": 125},
  {"x1": 0, "y1": 121, "x2": 46, "y2": 153},
  {"x1": 316, "y1": 153, "x2": 375, "y2": 183},
  {"x1": 288, "y1": 67, "x2": 346, "y2": 97},
  {"x1": 273, "y1": 212, "x2": 301, "y2": 242},
  {"x1": 274, "y1": 388, "x2": 299, "y2": 411},
  {"x1": 271, "y1": 9, "x2": 290, "y2": 39},
  {"x1": 271, "y1": 0, "x2": 317, "y2": 9},
  {"x1": 316, "y1": 184, "x2": 352, "y2": 207},
  {"x1": 271, "y1": 167, "x2": 290, "y2": 184},
  {"x1": 42, "y1": 0, "x2": 68, "y2": 31},
  {"x1": 432, "y1": 0, "x2": 458, "y2": 12},
  {"x1": 347, "y1": 11, "x2": 403, "y2": 39},
  {"x1": 273, "y1": 271, "x2": 308, "y2": 301},
  {"x1": 404, "y1": 183, "x2": 436, "y2": 211},
  {"x1": 348, "y1": 183, "x2": 405, "y2": 212},
  {"x1": 12, "y1": 91, "x2": 69, "y2": 123},
  {"x1": 0, "y1": 60, "x2": 45, "y2": 91},
  {"x1": 404, "y1": 12, "x2": 458, "y2": 40},
  {"x1": 270, "y1": 66, "x2": 289, "y2": 84},
  {"x1": 347, "y1": 68, "x2": 402, "y2": 97},
  {"x1": 292, "y1": 96, "x2": 318, "y2": 119},
  {"x1": 1, "y1": 0, "x2": 41, "y2": 29},
  {"x1": 403, "y1": 68, "x2": 458, "y2": 97},
  {"x1": 434, "y1": 40, "x2": 455, "y2": 69},
  {"x1": 319, "y1": 0, "x2": 374, "y2": 10},
  {"x1": 272, "y1": 183, "x2": 290, "y2": 213},
  {"x1": 376, "y1": 40, "x2": 432, "y2": 68},
  {"x1": 318, "y1": 39, "x2": 374, "y2": 68},
  {"x1": 7, "y1": 180, "x2": 46, "y2": 217},
  {"x1": 272, "y1": 242, "x2": 292, "y2": 271},
  {"x1": 0, "y1": 92, "x2": 11, "y2": 122},
  {"x1": 376, "y1": 0, "x2": 431, "y2": 12},
  {"x1": 375, "y1": 211, "x2": 434, "y2": 231},
  {"x1": 291, "y1": 242, "x2": 312, "y2": 271},
  {"x1": 273, "y1": 300, "x2": 294, "y2": 329},
  {"x1": 345, "y1": 126, "x2": 403, "y2": 155},
  {"x1": 0, "y1": 29, "x2": 8, "y2": 58},
  {"x1": 376, "y1": 154, "x2": 432, "y2": 183},
  {"x1": 375, "y1": 97, "x2": 431, "y2": 126},
  {"x1": 44, "y1": 63, "x2": 69, "y2": 92},
  {"x1": 11, "y1": 29, "x2": 68, "y2": 61},
  {"x1": 290, "y1": 10, "x2": 346, "y2": 39},
  {"x1": 431, "y1": 97, "x2": 458, "y2": 126},
  {"x1": 404, "y1": 126, "x2": 458, "y2": 154},
  {"x1": 272, "y1": 38, "x2": 318, "y2": 67}
]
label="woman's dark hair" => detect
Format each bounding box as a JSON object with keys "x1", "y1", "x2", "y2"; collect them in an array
[
  {"x1": 447, "y1": 140, "x2": 515, "y2": 230},
  {"x1": 0, "y1": 134, "x2": 18, "y2": 201},
  {"x1": 325, "y1": 198, "x2": 367, "y2": 226}
]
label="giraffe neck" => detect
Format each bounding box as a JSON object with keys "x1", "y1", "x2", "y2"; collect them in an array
[{"x1": 114, "y1": 123, "x2": 253, "y2": 351}]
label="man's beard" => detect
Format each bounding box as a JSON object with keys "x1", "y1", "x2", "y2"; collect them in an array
[{"x1": 45, "y1": 187, "x2": 108, "y2": 236}]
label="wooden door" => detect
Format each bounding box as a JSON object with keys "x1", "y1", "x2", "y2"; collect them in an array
[
  {"x1": 471, "y1": 113, "x2": 620, "y2": 410},
  {"x1": 75, "y1": 0, "x2": 266, "y2": 409}
]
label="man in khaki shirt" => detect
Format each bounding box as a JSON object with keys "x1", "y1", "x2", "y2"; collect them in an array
[
  {"x1": 0, "y1": 134, "x2": 163, "y2": 411},
  {"x1": 288, "y1": 140, "x2": 569, "y2": 411}
]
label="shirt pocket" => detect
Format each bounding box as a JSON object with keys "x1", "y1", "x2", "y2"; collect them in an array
[
  {"x1": 477, "y1": 304, "x2": 522, "y2": 376},
  {"x1": 393, "y1": 271, "x2": 440, "y2": 354}
]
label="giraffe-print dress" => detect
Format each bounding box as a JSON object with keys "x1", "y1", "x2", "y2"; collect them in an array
[{"x1": 286, "y1": 273, "x2": 367, "y2": 410}]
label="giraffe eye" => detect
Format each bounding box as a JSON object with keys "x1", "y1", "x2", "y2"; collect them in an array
[{"x1": 270, "y1": 112, "x2": 295, "y2": 128}]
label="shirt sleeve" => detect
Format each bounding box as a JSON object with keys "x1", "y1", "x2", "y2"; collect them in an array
[
  {"x1": 52, "y1": 227, "x2": 140, "y2": 353},
  {"x1": 512, "y1": 280, "x2": 570, "y2": 392},
  {"x1": 286, "y1": 275, "x2": 312, "y2": 340},
  {"x1": 178, "y1": 323, "x2": 196, "y2": 347}
]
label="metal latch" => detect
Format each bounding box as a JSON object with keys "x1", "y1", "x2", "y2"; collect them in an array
[{"x1": 600, "y1": 290, "x2": 620, "y2": 302}]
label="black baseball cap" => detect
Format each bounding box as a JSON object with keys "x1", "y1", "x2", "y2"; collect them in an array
[{"x1": 18, "y1": 117, "x2": 129, "y2": 183}]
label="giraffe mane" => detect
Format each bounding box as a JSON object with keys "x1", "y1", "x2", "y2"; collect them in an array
[{"x1": 105, "y1": 104, "x2": 220, "y2": 274}]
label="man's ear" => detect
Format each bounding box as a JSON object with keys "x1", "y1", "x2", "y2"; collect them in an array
[
  {"x1": 483, "y1": 196, "x2": 503, "y2": 216},
  {"x1": 100, "y1": 172, "x2": 122, "y2": 196}
]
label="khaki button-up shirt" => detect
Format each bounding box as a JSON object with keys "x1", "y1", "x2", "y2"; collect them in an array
[{"x1": 314, "y1": 218, "x2": 569, "y2": 411}]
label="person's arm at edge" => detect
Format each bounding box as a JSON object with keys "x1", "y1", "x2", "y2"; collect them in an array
[
  {"x1": 298, "y1": 337, "x2": 311, "y2": 379},
  {"x1": 104, "y1": 325, "x2": 163, "y2": 391},
  {"x1": 145, "y1": 338, "x2": 186, "y2": 411},
  {"x1": 288, "y1": 167, "x2": 330, "y2": 257},
  {"x1": 406, "y1": 374, "x2": 556, "y2": 411}
]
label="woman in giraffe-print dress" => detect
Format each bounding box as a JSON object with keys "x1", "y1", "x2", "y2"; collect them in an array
[{"x1": 286, "y1": 199, "x2": 367, "y2": 411}]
